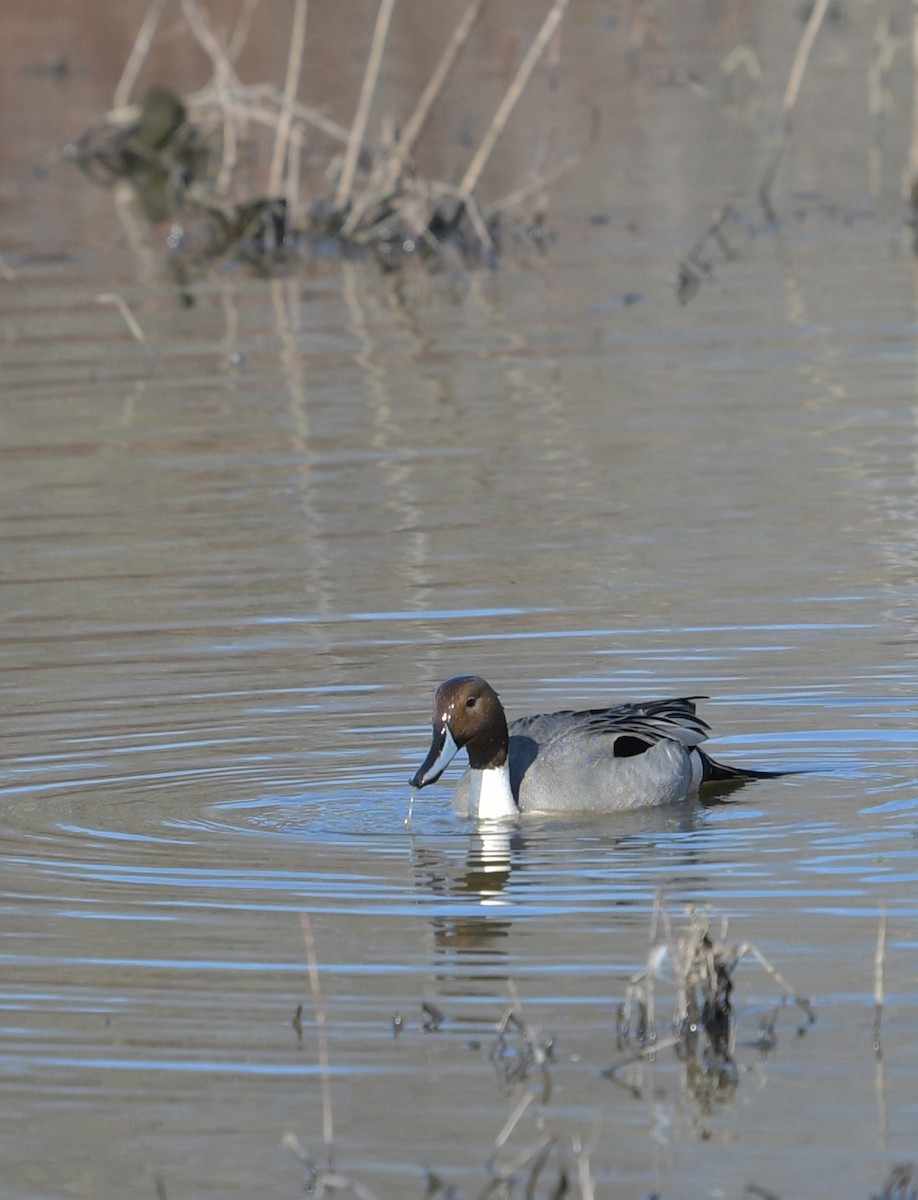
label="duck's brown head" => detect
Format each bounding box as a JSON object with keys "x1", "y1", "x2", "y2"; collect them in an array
[{"x1": 410, "y1": 675, "x2": 510, "y2": 788}]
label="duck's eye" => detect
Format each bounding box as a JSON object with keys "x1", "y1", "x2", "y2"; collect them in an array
[{"x1": 465, "y1": 696, "x2": 477, "y2": 708}]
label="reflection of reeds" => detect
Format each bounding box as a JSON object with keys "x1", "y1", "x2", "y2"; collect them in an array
[
  {"x1": 284, "y1": 928, "x2": 597, "y2": 1200},
  {"x1": 75, "y1": 0, "x2": 573, "y2": 269}
]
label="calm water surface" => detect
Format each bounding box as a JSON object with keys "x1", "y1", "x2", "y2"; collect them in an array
[{"x1": 3, "y1": 3, "x2": 918, "y2": 1198}]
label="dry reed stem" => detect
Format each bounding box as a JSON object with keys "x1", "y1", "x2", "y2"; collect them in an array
[
  {"x1": 503, "y1": 980, "x2": 553, "y2": 1103},
  {"x1": 268, "y1": 0, "x2": 308, "y2": 197},
  {"x1": 384, "y1": 0, "x2": 487, "y2": 196},
  {"x1": 911, "y1": 1, "x2": 918, "y2": 201},
  {"x1": 458, "y1": 0, "x2": 569, "y2": 197},
  {"x1": 285, "y1": 118, "x2": 304, "y2": 221},
  {"x1": 575, "y1": 1139, "x2": 595, "y2": 1200},
  {"x1": 181, "y1": 0, "x2": 241, "y2": 193},
  {"x1": 227, "y1": 0, "x2": 261, "y2": 62},
  {"x1": 335, "y1": 0, "x2": 397, "y2": 211},
  {"x1": 188, "y1": 88, "x2": 349, "y2": 146},
  {"x1": 483, "y1": 1132, "x2": 557, "y2": 1195},
  {"x1": 113, "y1": 0, "x2": 171, "y2": 109},
  {"x1": 603, "y1": 1035, "x2": 682, "y2": 1077},
  {"x1": 181, "y1": 0, "x2": 239, "y2": 86},
  {"x1": 436, "y1": 182, "x2": 492, "y2": 248},
  {"x1": 740, "y1": 942, "x2": 815, "y2": 1024},
  {"x1": 873, "y1": 904, "x2": 887, "y2": 1057},
  {"x1": 96, "y1": 292, "x2": 147, "y2": 345},
  {"x1": 313, "y1": 1172, "x2": 382, "y2": 1200},
  {"x1": 490, "y1": 1090, "x2": 536, "y2": 1156},
  {"x1": 868, "y1": 16, "x2": 903, "y2": 126},
  {"x1": 341, "y1": 0, "x2": 489, "y2": 236},
  {"x1": 381, "y1": 0, "x2": 486, "y2": 187},
  {"x1": 782, "y1": 0, "x2": 832, "y2": 118},
  {"x1": 299, "y1": 911, "x2": 334, "y2": 1151},
  {"x1": 758, "y1": 0, "x2": 832, "y2": 210}
]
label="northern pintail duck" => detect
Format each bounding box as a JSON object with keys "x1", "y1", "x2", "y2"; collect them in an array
[{"x1": 410, "y1": 675, "x2": 784, "y2": 819}]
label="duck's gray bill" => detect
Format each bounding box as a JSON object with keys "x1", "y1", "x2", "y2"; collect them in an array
[{"x1": 410, "y1": 725, "x2": 459, "y2": 789}]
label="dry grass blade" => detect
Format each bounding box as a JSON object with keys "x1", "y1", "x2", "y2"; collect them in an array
[{"x1": 459, "y1": 0, "x2": 569, "y2": 197}]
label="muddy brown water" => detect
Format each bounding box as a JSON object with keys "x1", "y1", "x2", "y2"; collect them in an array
[{"x1": 3, "y1": 3, "x2": 918, "y2": 1198}]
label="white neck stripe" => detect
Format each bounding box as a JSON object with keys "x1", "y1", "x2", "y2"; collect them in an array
[{"x1": 469, "y1": 764, "x2": 517, "y2": 820}]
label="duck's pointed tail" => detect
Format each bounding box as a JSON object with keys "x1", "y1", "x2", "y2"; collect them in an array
[{"x1": 697, "y1": 748, "x2": 793, "y2": 785}]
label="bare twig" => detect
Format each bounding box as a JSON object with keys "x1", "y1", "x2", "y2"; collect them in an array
[
  {"x1": 268, "y1": 0, "x2": 308, "y2": 197},
  {"x1": 873, "y1": 904, "x2": 887, "y2": 1058},
  {"x1": 113, "y1": 0, "x2": 171, "y2": 110},
  {"x1": 758, "y1": 0, "x2": 832, "y2": 214},
  {"x1": 335, "y1": 0, "x2": 397, "y2": 211},
  {"x1": 459, "y1": 0, "x2": 569, "y2": 197}
]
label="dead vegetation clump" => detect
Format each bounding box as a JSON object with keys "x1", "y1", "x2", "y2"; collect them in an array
[
  {"x1": 69, "y1": 0, "x2": 575, "y2": 273},
  {"x1": 609, "y1": 896, "x2": 815, "y2": 1112}
]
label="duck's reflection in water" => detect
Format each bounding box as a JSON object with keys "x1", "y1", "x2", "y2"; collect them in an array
[{"x1": 408, "y1": 796, "x2": 728, "y2": 1006}]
